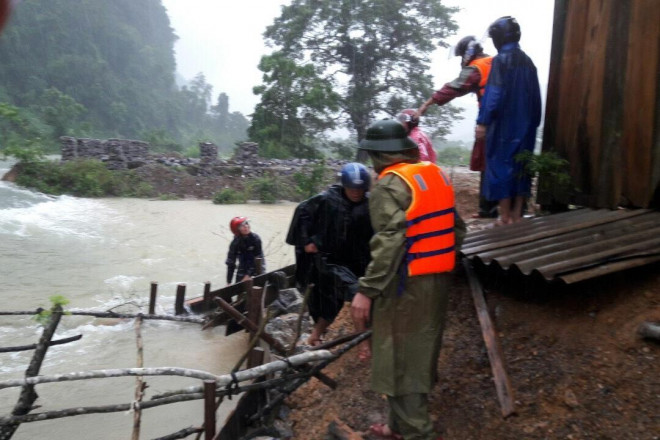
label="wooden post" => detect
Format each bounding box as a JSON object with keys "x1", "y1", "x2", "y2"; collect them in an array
[
  {"x1": 255, "y1": 257, "x2": 263, "y2": 275},
  {"x1": 148, "y1": 282, "x2": 158, "y2": 315},
  {"x1": 203, "y1": 282, "x2": 212, "y2": 310},
  {"x1": 243, "y1": 278, "x2": 254, "y2": 334},
  {"x1": 247, "y1": 347, "x2": 265, "y2": 370},
  {"x1": 175, "y1": 284, "x2": 186, "y2": 316},
  {"x1": 131, "y1": 316, "x2": 145, "y2": 440},
  {"x1": 203, "y1": 380, "x2": 216, "y2": 440},
  {"x1": 246, "y1": 286, "x2": 263, "y2": 339}
]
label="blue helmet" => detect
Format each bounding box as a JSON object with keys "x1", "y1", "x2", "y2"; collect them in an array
[{"x1": 340, "y1": 162, "x2": 371, "y2": 190}]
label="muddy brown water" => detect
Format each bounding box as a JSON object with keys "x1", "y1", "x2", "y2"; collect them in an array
[{"x1": 0, "y1": 167, "x2": 297, "y2": 439}]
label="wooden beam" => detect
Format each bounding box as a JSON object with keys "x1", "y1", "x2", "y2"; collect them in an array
[
  {"x1": 462, "y1": 260, "x2": 516, "y2": 418},
  {"x1": 185, "y1": 265, "x2": 296, "y2": 313}
]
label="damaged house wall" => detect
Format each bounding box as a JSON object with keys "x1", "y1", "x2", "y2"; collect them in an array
[{"x1": 541, "y1": 0, "x2": 660, "y2": 209}]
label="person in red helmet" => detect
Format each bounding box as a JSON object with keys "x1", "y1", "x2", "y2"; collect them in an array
[
  {"x1": 225, "y1": 217, "x2": 265, "y2": 284},
  {"x1": 396, "y1": 109, "x2": 437, "y2": 163}
]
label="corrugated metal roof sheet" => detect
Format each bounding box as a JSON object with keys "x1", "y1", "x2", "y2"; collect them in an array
[{"x1": 460, "y1": 208, "x2": 660, "y2": 284}]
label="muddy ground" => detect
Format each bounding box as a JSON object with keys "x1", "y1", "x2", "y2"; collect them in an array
[{"x1": 281, "y1": 170, "x2": 660, "y2": 440}]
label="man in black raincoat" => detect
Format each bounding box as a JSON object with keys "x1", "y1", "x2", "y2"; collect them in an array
[{"x1": 286, "y1": 162, "x2": 373, "y2": 346}]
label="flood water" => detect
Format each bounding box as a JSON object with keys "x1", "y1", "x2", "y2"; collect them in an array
[{"x1": 0, "y1": 159, "x2": 297, "y2": 439}]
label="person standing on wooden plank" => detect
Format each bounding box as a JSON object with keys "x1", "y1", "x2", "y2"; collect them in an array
[
  {"x1": 225, "y1": 216, "x2": 265, "y2": 284},
  {"x1": 351, "y1": 119, "x2": 466, "y2": 440},
  {"x1": 416, "y1": 35, "x2": 499, "y2": 219},
  {"x1": 286, "y1": 162, "x2": 373, "y2": 349},
  {"x1": 475, "y1": 16, "x2": 542, "y2": 225}
]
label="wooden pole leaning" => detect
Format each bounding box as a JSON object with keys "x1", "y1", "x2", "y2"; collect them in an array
[
  {"x1": 462, "y1": 259, "x2": 516, "y2": 418},
  {"x1": 214, "y1": 297, "x2": 336, "y2": 389},
  {"x1": 0, "y1": 305, "x2": 63, "y2": 440}
]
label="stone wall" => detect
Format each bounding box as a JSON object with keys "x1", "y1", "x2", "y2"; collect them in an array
[
  {"x1": 60, "y1": 137, "x2": 150, "y2": 170},
  {"x1": 59, "y1": 137, "x2": 351, "y2": 178}
]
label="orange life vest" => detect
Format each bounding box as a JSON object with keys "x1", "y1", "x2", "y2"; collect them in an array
[
  {"x1": 380, "y1": 162, "x2": 455, "y2": 276},
  {"x1": 469, "y1": 56, "x2": 493, "y2": 98}
]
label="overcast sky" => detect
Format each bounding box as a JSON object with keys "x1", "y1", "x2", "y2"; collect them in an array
[{"x1": 162, "y1": 0, "x2": 555, "y2": 142}]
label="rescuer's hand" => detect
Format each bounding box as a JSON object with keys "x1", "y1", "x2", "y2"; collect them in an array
[
  {"x1": 351, "y1": 292, "x2": 372, "y2": 323},
  {"x1": 475, "y1": 124, "x2": 487, "y2": 140},
  {"x1": 304, "y1": 242, "x2": 318, "y2": 253}
]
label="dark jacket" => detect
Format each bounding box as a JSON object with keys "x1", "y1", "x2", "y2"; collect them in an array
[
  {"x1": 286, "y1": 184, "x2": 373, "y2": 322},
  {"x1": 225, "y1": 232, "x2": 265, "y2": 284}
]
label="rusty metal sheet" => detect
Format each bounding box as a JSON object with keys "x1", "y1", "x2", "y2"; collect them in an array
[{"x1": 460, "y1": 209, "x2": 660, "y2": 284}]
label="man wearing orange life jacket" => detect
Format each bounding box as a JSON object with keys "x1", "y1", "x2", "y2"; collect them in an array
[
  {"x1": 415, "y1": 35, "x2": 499, "y2": 219},
  {"x1": 351, "y1": 119, "x2": 466, "y2": 440}
]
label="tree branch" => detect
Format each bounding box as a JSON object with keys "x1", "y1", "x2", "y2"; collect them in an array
[
  {"x1": 0, "y1": 350, "x2": 333, "y2": 391},
  {"x1": 0, "y1": 352, "x2": 334, "y2": 426},
  {"x1": 0, "y1": 310, "x2": 204, "y2": 324},
  {"x1": 0, "y1": 334, "x2": 82, "y2": 353}
]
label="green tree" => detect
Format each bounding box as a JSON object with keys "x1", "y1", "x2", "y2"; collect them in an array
[
  {"x1": 211, "y1": 92, "x2": 230, "y2": 131},
  {"x1": 260, "y1": 0, "x2": 460, "y2": 150},
  {"x1": 37, "y1": 87, "x2": 86, "y2": 138},
  {"x1": 0, "y1": 102, "x2": 46, "y2": 161},
  {"x1": 0, "y1": 0, "x2": 179, "y2": 138},
  {"x1": 250, "y1": 51, "x2": 340, "y2": 158},
  {"x1": 209, "y1": 93, "x2": 250, "y2": 153}
]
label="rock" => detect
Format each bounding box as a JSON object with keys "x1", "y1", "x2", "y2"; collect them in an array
[
  {"x1": 563, "y1": 389, "x2": 579, "y2": 408},
  {"x1": 265, "y1": 313, "x2": 311, "y2": 348}
]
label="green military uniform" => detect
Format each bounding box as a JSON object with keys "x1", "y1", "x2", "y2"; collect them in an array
[{"x1": 358, "y1": 150, "x2": 466, "y2": 439}]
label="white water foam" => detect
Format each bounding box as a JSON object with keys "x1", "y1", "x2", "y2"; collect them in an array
[{"x1": 0, "y1": 190, "x2": 121, "y2": 238}]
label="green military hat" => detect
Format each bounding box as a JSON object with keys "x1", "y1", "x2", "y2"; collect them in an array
[{"x1": 358, "y1": 119, "x2": 418, "y2": 152}]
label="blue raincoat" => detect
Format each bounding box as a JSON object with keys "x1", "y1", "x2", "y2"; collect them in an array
[{"x1": 477, "y1": 42, "x2": 542, "y2": 201}]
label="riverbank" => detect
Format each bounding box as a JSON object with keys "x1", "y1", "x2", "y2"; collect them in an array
[{"x1": 285, "y1": 256, "x2": 660, "y2": 439}]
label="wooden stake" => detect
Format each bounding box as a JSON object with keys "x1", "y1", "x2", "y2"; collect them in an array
[
  {"x1": 132, "y1": 315, "x2": 145, "y2": 440},
  {"x1": 149, "y1": 281, "x2": 158, "y2": 315},
  {"x1": 203, "y1": 380, "x2": 216, "y2": 440},
  {"x1": 175, "y1": 284, "x2": 186, "y2": 315},
  {"x1": 247, "y1": 347, "x2": 265, "y2": 371},
  {"x1": 246, "y1": 285, "x2": 263, "y2": 367},
  {"x1": 203, "y1": 282, "x2": 212, "y2": 309}
]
